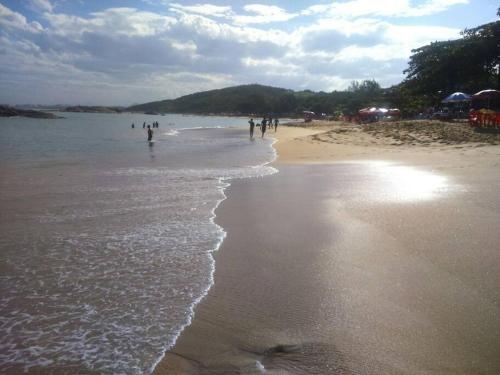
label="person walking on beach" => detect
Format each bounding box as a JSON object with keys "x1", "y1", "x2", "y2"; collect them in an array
[
  {"x1": 249, "y1": 118, "x2": 255, "y2": 139},
  {"x1": 274, "y1": 118, "x2": 279, "y2": 132},
  {"x1": 131, "y1": 123, "x2": 135, "y2": 128},
  {"x1": 147, "y1": 125, "x2": 153, "y2": 141},
  {"x1": 143, "y1": 122, "x2": 146, "y2": 129},
  {"x1": 261, "y1": 118, "x2": 267, "y2": 138}
]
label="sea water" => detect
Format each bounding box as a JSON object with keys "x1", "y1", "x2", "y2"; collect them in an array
[{"x1": 0, "y1": 112, "x2": 276, "y2": 373}]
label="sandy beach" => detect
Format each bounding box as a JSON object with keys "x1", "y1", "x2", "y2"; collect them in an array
[{"x1": 154, "y1": 120, "x2": 500, "y2": 374}]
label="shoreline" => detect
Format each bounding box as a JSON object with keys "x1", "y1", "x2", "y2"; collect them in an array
[
  {"x1": 148, "y1": 178, "x2": 229, "y2": 375},
  {"x1": 153, "y1": 122, "x2": 500, "y2": 374},
  {"x1": 150, "y1": 133, "x2": 279, "y2": 373}
]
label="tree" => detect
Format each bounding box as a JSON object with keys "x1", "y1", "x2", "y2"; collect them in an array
[
  {"x1": 348, "y1": 80, "x2": 381, "y2": 95},
  {"x1": 403, "y1": 20, "x2": 500, "y2": 97}
]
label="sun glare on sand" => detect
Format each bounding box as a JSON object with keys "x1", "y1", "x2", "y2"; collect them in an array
[{"x1": 362, "y1": 161, "x2": 452, "y2": 202}]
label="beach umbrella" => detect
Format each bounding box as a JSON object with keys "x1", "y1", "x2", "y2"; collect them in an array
[
  {"x1": 472, "y1": 89, "x2": 500, "y2": 109},
  {"x1": 359, "y1": 107, "x2": 380, "y2": 114},
  {"x1": 472, "y1": 89, "x2": 500, "y2": 99},
  {"x1": 442, "y1": 92, "x2": 471, "y2": 103}
]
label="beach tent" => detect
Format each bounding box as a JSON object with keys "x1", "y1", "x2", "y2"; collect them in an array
[
  {"x1": 359, "y1": 107, "x2": 391, "y2": 115},
  {"x1": 358, "y1": 107, "x2": 378, "y2": 114},
  {"x1": 303, "y1": 110, "x2": 315, "y2": 122},
  {"x1": 358, "y1": 107, "x2": 387, "y2": 122},
  {"x1": 442, "y1": 92, "x2": 471, "y2": 103}
]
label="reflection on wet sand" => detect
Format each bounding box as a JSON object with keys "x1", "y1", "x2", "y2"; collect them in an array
[
  {"x1": 358, "y1": 161, "x2": 452, "y2": 202},
  {"x1": 157, "y1": 163, "x2": 500, "y2": 374}
]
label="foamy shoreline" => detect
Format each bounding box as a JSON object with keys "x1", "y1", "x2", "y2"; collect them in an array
[{"x1": 150, "y1": 129, "x2": 278, "y2": 373}]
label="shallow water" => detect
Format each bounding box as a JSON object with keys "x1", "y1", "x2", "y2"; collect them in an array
[{"x1": 0, "y1": 113, "x2": 276, "y2": 373}]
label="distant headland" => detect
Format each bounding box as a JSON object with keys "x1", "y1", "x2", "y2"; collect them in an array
[
  {"x1": 0, "y1": 105, "x2": 61, "y2": 119},
  {"x1": 64, "y1": 106, "x2": 123, "y2": 113}
]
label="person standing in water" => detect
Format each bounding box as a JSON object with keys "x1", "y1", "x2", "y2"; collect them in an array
[
  {"x1": 131, "y1": 123, "x2": 135, "y2": 128},
  {"x1": 249, "y1": 118, "x2": 255, "y2": 139},
  {"x1": 274, "y1": 118, "x2": 279, "y2": 132},
  {"x1": 143, "y1": 122, "x2": 146, "y2": 129},
  {"x1": 147, "y1": 125, "x2": 153, "y2": 141},
  {"x1": 261, "y1": 118, "x2": 267, "y2": 138}
]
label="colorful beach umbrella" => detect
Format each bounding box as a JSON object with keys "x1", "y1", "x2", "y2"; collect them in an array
[{"x1": 442, "y1": 92, "x2": 471, "y2": 103}]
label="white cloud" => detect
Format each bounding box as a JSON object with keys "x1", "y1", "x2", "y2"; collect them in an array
[
  {"x1": 302, "y1": 0, "x2": 469, "y2": 18},
  {"x1": 291, "y1": 16, "x2": 460, "y2": 59},
  {"x1": 169, "y1": 3, "x2": 233, "y2": 18},
  {"x1": 241, "y1": 57, "x2": 300, "y2": 75},
  {"x1": 385, "y1": 24, "x2": 461, "y2": 47},
  {"x1": 0, "y1": 3, "x2": 44, "y2": 32},
  {"x1": 43, "y1": 8, "x2": 177, "y2": 38},
  {"x1": 29, "y1": 0, "x2": 53, "y2": 13},
  {"x1": 233, "y1": 4, "x2": 298, "y2": 25},
  {"x1": 171, "y1": 12, "x2": 290, "y2": 46},
  {"x1": 169, "y1": 2, "x2": 298, "y2": 25}
]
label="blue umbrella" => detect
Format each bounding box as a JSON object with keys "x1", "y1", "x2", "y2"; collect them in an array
[{"x1": 442, "y1": 92, "x2": 471, "y2": 103}]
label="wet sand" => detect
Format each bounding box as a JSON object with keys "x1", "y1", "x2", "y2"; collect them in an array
[{"x1": 154, "y1": 122, "x2": 500, "y2": 374}]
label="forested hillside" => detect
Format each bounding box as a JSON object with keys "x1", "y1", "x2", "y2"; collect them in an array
[
  {"x1": 128, "y1": 85, "x2": 295, "y2": 114},
  {"x1": 128, "y1": 82, "x2": 387, "y2": 117}
]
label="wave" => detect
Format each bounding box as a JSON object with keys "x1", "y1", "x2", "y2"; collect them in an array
[{"x1": 149, "y1": 156, "x2": 278, "y2": 374}]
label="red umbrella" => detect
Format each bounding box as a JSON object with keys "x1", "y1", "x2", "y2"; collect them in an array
[
  {"x1": 472, "y1": 89, "x2": 500, "y2": 99},
  {"x1": 472, "y1": 89, "x2": 500, "y2": 110}
]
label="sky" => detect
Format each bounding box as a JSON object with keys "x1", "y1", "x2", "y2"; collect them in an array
[{"x1": 0, "y1": 0, "x2": 498, "y2": 105}]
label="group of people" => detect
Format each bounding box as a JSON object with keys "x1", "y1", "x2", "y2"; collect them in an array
[
  {"x1": 131, "y1": 121, "x2": 159, "y2": 142},
  {"x1": 131, "y1": 116, "x2": 280, "y2": 143},
  {"x1": 248, "y1": 117, "x2": 279, "y2": 139},
  {"x1": 131, "y1": 121, "x2": 160, "y2": 129}
]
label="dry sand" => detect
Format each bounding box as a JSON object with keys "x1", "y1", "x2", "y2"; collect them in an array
[
  {"x1": 275, "y1": 120, "x2": 500, "y2": 168},
  {"x1": 154, "y1": 120, "x2": 500, "y2": 374}
]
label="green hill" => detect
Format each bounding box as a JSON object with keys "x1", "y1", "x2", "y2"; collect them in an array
[
  {"x1": 128, "y1": 84, "x2": 298, "y2": 115},
  {"x1": 128, "y1": 80, "x2": 399, "y2": 117}
]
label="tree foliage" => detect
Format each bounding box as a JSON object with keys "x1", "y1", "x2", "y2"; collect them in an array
[{"x1": 402, "y1": 20, "x2": 499, "y2": 102}]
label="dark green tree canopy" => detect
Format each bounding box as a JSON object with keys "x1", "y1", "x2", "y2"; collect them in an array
[{"x1": 403, "y1": 20, "x2": 499, "y2": 97}]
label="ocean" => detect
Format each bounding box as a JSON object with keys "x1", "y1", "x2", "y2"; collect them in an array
[{"x1": 0, "y1": 112, "x2": 277, "y2": 373}]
